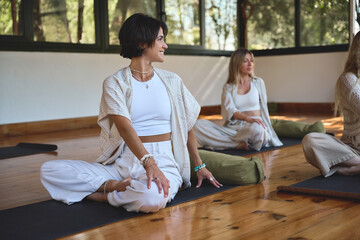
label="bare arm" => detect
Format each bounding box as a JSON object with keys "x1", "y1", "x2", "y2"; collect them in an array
[
  {"x1": 187, "y1": 129, "x2": 222, "y2": 188},
  {"x1": 111, "y1": 115, "x2": 147, "y2": 159},
  {"x1": 111, "y1": 115, "x2": 170, "y2": 197}
]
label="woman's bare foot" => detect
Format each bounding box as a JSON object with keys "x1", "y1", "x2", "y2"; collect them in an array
[
  {"x1": 335, "y1": 156, "x2": 360, "y2": 175},
  {"x1": 86, "y1": 177, "x2": 132, "y2": 203},
  {"x1": 86, "y1": 192, "x2": 108, "y2": 202},
  {"x1": 103, "y1": 177, "x2": 132, "y2": 192},
  {"x1": 337, "y1": 165, "x2": 360, "y2": 175},
  {"x1": 236, "y1": 142, "x2": 250, "y2": 150},
  {"x1": 86, "y1": 177, "x2": 132, "y2": 202}
]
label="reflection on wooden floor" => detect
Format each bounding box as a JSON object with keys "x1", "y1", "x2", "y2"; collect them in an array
[{"x1": 1, "y1": 114, "x2": 359, "y2": 240}]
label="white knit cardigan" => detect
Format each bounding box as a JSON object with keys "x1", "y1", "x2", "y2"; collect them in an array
[
  {"x1": 339, "y1": 72, "x2": 360, "y2": 152},
  {"x1": 96, "y1": 67, "x2": 200, "y2": 188}
]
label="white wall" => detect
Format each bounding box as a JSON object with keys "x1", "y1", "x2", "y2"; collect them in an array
[
  {"x1": 0, "y1": 51, "x2": 347, "y2": 124},
  {"x1": 255, "y1": 52, "x2": 347, "y2": 102}
]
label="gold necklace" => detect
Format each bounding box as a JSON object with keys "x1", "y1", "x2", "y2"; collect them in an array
[
  {"x1": 130, "y1": 67, "x2": 153, "y2": 74},
  {"x1": 132, "y1": 73, "x2": 153, "y2": 89}
]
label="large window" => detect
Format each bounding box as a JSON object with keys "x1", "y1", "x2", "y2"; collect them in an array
[{"x1": 0, "y1": 0, "x2": 350, "y2": 56}]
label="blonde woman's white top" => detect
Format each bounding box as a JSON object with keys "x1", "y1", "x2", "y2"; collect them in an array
[{"x1": 233, "y1": 81, "x2": 261, "y2": 112}]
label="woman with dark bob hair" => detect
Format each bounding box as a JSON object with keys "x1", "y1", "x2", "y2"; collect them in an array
[{"x1": 40, "y1": 13, "x2": 221, "y2": 213}]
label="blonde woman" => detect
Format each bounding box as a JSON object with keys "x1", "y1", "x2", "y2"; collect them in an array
[
  {"x1": 302, "y1": 32, "x2": 360, "y2": 177},
  {"x1": 194, "y1": 48, "x2": 283, "y2": 151}
]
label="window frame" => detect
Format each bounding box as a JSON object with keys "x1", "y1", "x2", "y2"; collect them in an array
[{"x1": 0, "y1": 0, "x2": 350, "y2": 56}]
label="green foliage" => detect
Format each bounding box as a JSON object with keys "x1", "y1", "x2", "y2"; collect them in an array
[
  {"x1": 108, "y1": 0, "x2": 156, "y2": 45},
  {"x1": 36, "y1": 0, "x2": 70, "y2": 42},
  {"x1": 34, "y1": 0, "x2": 95, "y2": 43},
  {"x1": 0, "y1": 0, "x2": 21, "y2": 35},
  {"x1": 246, "y1": 0, "x2": 349, "y2": 50},
  {"x1": 205, "y1": 0, "x2": 237, "y2": 50},
  {"x1": 66, "y1": 0, "x2": 95, "y2": 43},
  {"x1": 165, "y1": 0, "x2": 200, "y2": 45},
  {"x1": 247, "y1": 0, "x2": 295, "y2": 49},
  {"x1": 301, "y1": 0, "x2": 349, "y2": 46}
]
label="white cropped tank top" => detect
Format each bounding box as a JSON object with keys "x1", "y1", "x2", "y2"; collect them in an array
[
  {"x1": 131, "y1": 72, "x2": 171, "y2": 136},
  {"x1": 234, "y1": 81, "x2": 260, "y2": 112}
]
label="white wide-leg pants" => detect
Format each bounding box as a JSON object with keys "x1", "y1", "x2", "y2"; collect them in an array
[
  {"x1": 40, "y1": 140, "x2": 183, "y2": 213},
  {"x1": 193, "y1": 118, "x2": 269, "y2": 151}
]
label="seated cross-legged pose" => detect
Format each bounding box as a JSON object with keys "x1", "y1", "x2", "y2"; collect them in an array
[
  {"x1": 302, "y1": 32, "x2": 360, "y2": 177},
  {"x1": 195, "y1": 48, "x2": 282, "y2": 151},
  {"x1": 40, "y1": 13, "x2": 221, "y2": 213},
  {"x1": 194, "y1": 48, "x2": 325, "y2": 151}
]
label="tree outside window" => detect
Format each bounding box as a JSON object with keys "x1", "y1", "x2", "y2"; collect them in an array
[
  {"x1": 33, "y1": 0, "x2": 95, "y2": 43},
  {"x1": 205, "y1": 0, "x2": 237, "y2": 51},
  {"x1": 245, "y1": 0, "x2": 295, "y2": 50},
  {"x1": 301, "y1": 0, "x2": 349, "y2": 46},
  {"x1": 165, "y1": 0, "x2": 200, "y2": 46},
  {"x1": 244, "y1": 0, "x2": 348, "y2": 50},
  {"x1": 0, "y1": 0, "x2": 22, "y2": 36},
  {"x1": 108, "y1": 0, "x2": 156, "y2": 46}
]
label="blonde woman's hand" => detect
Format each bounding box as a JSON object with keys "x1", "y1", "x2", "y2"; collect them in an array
[{"x1": 247, "y1": 118, "x2": 265, "y2": 129}]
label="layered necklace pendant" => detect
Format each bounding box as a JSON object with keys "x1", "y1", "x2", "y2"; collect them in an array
[
  {"x1": 131, "y1": 73, "x2": 152, "y2": 89},
  {"x1": 130, "y1": 67, "x2": 154, "y2": 89}
]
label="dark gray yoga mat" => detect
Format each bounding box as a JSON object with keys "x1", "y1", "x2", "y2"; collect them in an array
[
  {"x1": 201, "y1": 137, "x2": 302, "y2": 156},
  {"x1": 277, "y1": 174, "x2": 360, "y2": 200},
  {"x1": 0, "y1": 143, "x2": 57, "y2": 160},
  {"x1": 0, "y1": 183, "x2": 237, "y2": 240}
]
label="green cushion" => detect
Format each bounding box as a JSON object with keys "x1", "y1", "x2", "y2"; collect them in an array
[
  {"x1": 271, "y1": 119, "x2": 325, "y2": 138},
  {"x1": 191, "y1": 150, "x2": 265, "y2": 185}
]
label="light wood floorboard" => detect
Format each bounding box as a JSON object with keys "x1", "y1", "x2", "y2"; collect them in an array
[{"x1": 1, "y1": 114, "x2": 358, "y2": 240}]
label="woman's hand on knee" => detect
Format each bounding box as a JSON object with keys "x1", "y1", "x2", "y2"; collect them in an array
[{"x1": 145, "y1": 160, "x2": 170, "y2": 198}]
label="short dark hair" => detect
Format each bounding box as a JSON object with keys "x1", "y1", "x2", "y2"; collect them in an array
[{"x1": 118, "y1": 13, "x2": 168, "y2": 59}]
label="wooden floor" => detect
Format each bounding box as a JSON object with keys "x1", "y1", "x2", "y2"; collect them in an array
[{"x1": 1, "y1": 114, "x2": 359, "y2": 240}]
